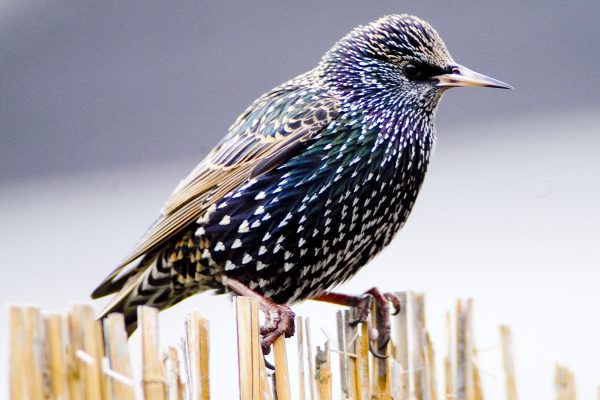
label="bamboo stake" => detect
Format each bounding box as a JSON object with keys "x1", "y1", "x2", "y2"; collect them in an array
[
  {"x1": 186, "y1": 311, "x2": 211, "y2": 400},
  {"x1": 426, "y1": 332, "x2": 439, "y2": 400},
  {"x1": 499, "y1": 325, "x2": 518, "y2": 400},
  {"x1": 456, "y1": 300, "x2": 475, "y2": 400},
  {"x1": 9, "y1": 307, "x2": 27, "y2": 400},
  {"x1": 44, "y1": 313, "x2": 69, "y2": 400},
  {"x1": 296, "y1": 316, "x2": 307, "y2": 400},
  {"x1": 139, "y1": 306, "x2": 167, "y2": 400},
  {"x1": 163, "y1": 346, "x2": 184, "y2": 400},
  {"x1": 234, "y1": 296, "x2": 261, "y2": 400},
  {"x1": 305, "y1": 318, "x2": 317, "y2": 400},
  {"x1": 103, "y1": 313, "x2": 135, "y2": 400},
  {"x1": 444, "y1": 312, "x2": 455, "y2": 400},
  {"x1": 357, "y1": 321, "x2": 371, "y2": 400},
  {"x1": 411, "y1": 294, "x2": 429, "y2": 400},
  {"x1": 371, "y1": 299, "x2": 391, "y2": 399},
  {"x1": 273, "y1": 335, "x2": 291, "y2": 400},
  {"x1": 315, "y1": 342, "x2": 332, "y2": 400},
  {"x1": 392, "y1": 292, "x2": 409, "y2": 400},
  {"x1": 554, "y1": 364, "x2": 576, "y2": 400},
  {"x1": 22, "y1": 307, "x2": 45, "y2": 399},
  {"x1": 69, "y1": 304, "x2": 106, "y2": 400},
  {"x1": 336, "y1": 310, "x2": 351, "y2": 399},
  {"x1": 344, "y1": 309, "x2": 359, "y2": 400}
]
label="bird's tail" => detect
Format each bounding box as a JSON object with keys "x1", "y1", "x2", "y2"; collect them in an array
[{"x1": 96, "y1": 253, "x2": 181, "y2": 336}]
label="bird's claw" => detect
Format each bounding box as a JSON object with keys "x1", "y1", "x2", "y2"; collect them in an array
[{"x1": 259, "y1": 304, "x2": 295, "y2": 355}]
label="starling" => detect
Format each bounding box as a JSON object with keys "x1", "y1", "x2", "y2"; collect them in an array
[{"x1": 92, "y1": 14, "x2": 511, "y2": 352}]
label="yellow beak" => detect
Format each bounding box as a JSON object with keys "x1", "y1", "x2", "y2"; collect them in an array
[{"x1": 433, "y1": 64, "x2": 513, "y2": 89}]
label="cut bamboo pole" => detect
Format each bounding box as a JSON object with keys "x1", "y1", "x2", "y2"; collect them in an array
[
  {"x1": 296, "y1": 316, "x2": 307, "y2": 400},
  {"x1": 305, "y1": 318, "x2": 317, "y2": 400},
  {"x1": 103, "y1": 313, "x2": 135, "y2": 400},
  {"x1": 357, "y1": 321, "x2": 371, "y2": 400},
  {"x1": 500, "y1": 325, "x2": 518, "y2": 400},
  {"x1": 69, "y1": 304, "x2": 106, "y2": 400},
  {"x1": 315, "y1": 342, "x2": 332, "y2": 400},
  {"x1": 163, "y1": 346, "x2": 184, "y2": 400},
  {"x1": 336, "y1": 310, "x2": 351, "y2": 399},
  {"x1": 44, "y1": 313, "x2": 69, "y2": 400},
  {"x1": 392, "y1": 292, "x2": 409, "y2": 400},
  {"x1": 344, "y1": 309, "x2": 359, "y2": 400},
  {"x1": 411, "y1": 293, "x2": 429, "y2": 400},
  {"x1": 9, "y1": 307, "x2": 28, "y2": 400},
  {"x1": 22, "y1": 307, "x2": 45, "y2": 399},
  {"x1": 456, "y1": 299, "x2": 475, "y2": 400},
  {"x1": 554, "y1": 364, "x2": 576, "y2": 400},
  {"x1": 273, "y1": 335, "x2": 291, "y2": 400},
  {"x1": 371, "y1": 299, "x2": 391, "y2": 400},
  {"x1": 139, "y1": 306, "x2": 167, "y2": 400},
  {"x1": 444, "y1": 312, "x2": 455, "y2": 400},
  {"x1": 234, "y1": 296, "x2": 261, "y2": 400},
  {"x1": 426, "y1": 332, "x2": 439, "y2": 400},
  {"x1": 185, "y1": 311, "x2": 210, "y2": 400}
]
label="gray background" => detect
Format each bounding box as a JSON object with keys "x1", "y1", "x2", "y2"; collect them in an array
[
  {"x1": 1, "y1": 1, "x2": 599, "y2": 398},
  {"x1": 1, "y1": 0, "x2": 599, "y2": 181}
]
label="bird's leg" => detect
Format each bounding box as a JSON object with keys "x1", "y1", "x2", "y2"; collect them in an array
[
  {"x1": 312, "y1": 288, "x2": 401, "y2": 357},
  {"x1": 222, "y1": 276, "x2": 295, "y2": 355}
]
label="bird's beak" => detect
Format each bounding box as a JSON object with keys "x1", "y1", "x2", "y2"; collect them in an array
[{"x1": 433, "y1": 64, "x2": 513, "y2": 89}]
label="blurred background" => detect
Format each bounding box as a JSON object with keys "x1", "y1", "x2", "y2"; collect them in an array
[{"x1": 1, "y1": 1, "x2": 599, "y2": 398}]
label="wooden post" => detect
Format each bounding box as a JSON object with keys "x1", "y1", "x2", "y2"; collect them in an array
[
  {"x1": 305, "y1": 318, "x2": 317, "y2": 400},
  {"x1": 44, "y1": 313, "x2": 69, "y2": 400},
  {"x1": 69, "y1": 304, "x2": 106, "y2": 400},
  {"x1": 444, "y1": 312, "x2": 455, "y2": 400},
  {"x1": 139, "y1": 306, "x2": 167, "y2": 400},
  {"x1": 411, "y1": 293, "x2": 429, "y2": 400},
  {"x1": 555, "y1": 364, "x2": 576, "y2": 400},
  {"x1": 426, "y1": 332, "x2": 439, "y2": 400},
  {"x1": 103, "y1": 313, "x2": 135, "y2": 400},
  {"x1": 336, "y1": 310, "x2": 351, "y2": 399},
  {"x1": 315, "y1": 342, "x2": 332, "y2": 400},
  {"x1": 500, "y1": 325, "x2": 518, "y2": 400},
  {"x1": 392, "y1": 292, "x2": 409, "y2": 400},
  {"x1": 234, "y1": 296, "x2": 262, "y2": 400},
  {"x1": 273, "y1": 336, "x2": 291, "y2": 400},
  {"x1": 344, "y1": 309, "x2": 360, "y2": 400},
  {"x1": 185, "y1": 311, "x2": 210, "y2": 400},
  {"x1": 296, "y1": 316, "x2": 307, "y2": 400},
  {"x1": 356, "y1": 321, "x2": 371, "y2": 400},
  {"x1": 164, "y1": 346, "x2": 184, "y2": 400},
  {"x1": 9, "y1": 307, "x2": 26, "y2": 400},
  {"x1": 372, "y1": 298, "x2": 391, "y2": 399},
  {"x1": 456, "y1": 299, "x2": 475, "y2": 400}
]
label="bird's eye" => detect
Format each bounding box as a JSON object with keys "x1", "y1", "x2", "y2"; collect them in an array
[{"x1": 403, "y1": 63, "x2": 422, "y2": 79}]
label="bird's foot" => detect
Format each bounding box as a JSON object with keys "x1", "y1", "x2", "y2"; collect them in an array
[
  {"x1": 259, "y1": 303, "x2": 295, "y2": 355},
  {"x1": 312, "y1": 288, "x2": 401, "y2": 358},
  {"x1": 221, "y1": 276, "x2": 295, "y2": 357}
]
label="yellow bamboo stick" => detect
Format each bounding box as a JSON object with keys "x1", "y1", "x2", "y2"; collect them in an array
[
  {"x1": 499, "y1": 325, "x2": 518, "y2": 400},
  {"x1": 273, "y1": 335, "x2": 291, "y2": 400},
  {"x1": 44, "y1": 313, "x2": 69, "y2": 400},
  {"x1": 139, "y1": 306, "x2": 167, "y2": 400},
  {"x1": 103, "y1": 313, "x2": 135, "y2": 400},
  {"x1": 69, "y1": 304, "x2": 105, "y2": 400},
  {"x1": 235, "y1": 296, "x2": 261, "y2": 400},
  {"x1": 392, "y1": 292, "x2": 409, "y2": 400},
  {"x1": 315, "y1": 342, "x2": 332, "y2": 400},
  {"x1": 9, "y1": 307, "x2": 27, "y2": 400},
  {"x1": 296, "y1": 316, "x2": 307, "y2": 400}
]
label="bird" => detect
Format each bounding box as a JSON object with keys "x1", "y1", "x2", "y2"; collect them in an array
[{"x1": 92, "y1": 14, "x2": 511, "y2": 353}]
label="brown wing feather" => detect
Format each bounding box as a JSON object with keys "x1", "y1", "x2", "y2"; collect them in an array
[{"x1": 92, "y1": 71, "x2": 340, "y2": 297}]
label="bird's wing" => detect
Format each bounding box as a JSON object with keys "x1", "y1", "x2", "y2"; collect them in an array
[{"x1": 92, "y1": 76, "x2": 340, "y2": 296}]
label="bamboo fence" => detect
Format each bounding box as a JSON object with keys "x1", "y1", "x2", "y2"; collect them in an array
[{"x1": 6, "y1": 293, "x2": 585, "y2": 399}]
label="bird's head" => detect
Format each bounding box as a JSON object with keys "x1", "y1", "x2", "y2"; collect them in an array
[{"x1": 321, "y1": 14, "x2": 511, "y2": 116}]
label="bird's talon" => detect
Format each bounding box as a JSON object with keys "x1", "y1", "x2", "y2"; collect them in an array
[{"x1": 369, "y1": 341, "x2": 388, "y2": 359}]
